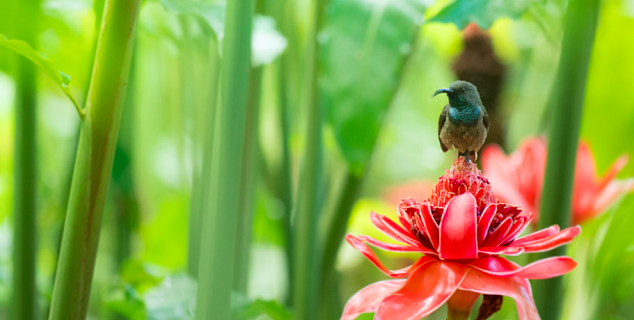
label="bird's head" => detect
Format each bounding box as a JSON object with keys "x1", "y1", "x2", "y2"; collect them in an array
[{"x1": 432, "y1": 80, "x2": 483, "y2": 109}]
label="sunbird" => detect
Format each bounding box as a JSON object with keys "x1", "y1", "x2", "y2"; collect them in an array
[{"x1": 432, "y1": 80, "x2": 489, "y2": 164}]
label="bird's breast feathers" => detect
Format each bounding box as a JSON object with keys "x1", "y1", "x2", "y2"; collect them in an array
[{"x1": 448, "y1": 104, "x2": 481, "y2": 126}]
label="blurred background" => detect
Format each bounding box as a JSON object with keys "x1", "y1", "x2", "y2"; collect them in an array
[{"x1": 1, "y1": 0, "x2": 634, "y2": 319}]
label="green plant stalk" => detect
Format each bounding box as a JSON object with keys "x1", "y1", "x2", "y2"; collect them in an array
[
  {"x1": 277, "y1": 58, "x2": 295, "y2": 302},
  {"x1": 194, "y1": 0, "x2": 254, "y2": 318},
  {"x1": 264, "y1": 0, "x2": 297, "y2": 302},
  {"x1": 233, "y1": 66, "x2": 263, "y2": 294},
  {"x1": 187, "y1": 35, "x2": 221, "y2": 278},
  {"x1": 48, "y1": 0, "x2": 141, "y2": 319},
  {"x1": 319, "y1": 171, "x2": 363, "y2": 314},
  {"x1": 12, "y1": 2, "x2": 40, "y2": 319},
  {"x1": 292, "y1": 0, "x2": 324, "y2": 317},
  {"x1": 111, "y1": 50, "x2": 139, "y2": 269},
  {"x1": 533, "y1": 0, "x2": 600, "y2": 318}
]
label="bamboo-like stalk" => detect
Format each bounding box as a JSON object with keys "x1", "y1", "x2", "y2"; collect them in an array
[
  {"x1": 194, "y1": 0, "x2": 254, "y2": 317},
  {"x1": 534, "y1": 0, "x2": 600, "y2": 318},
  {"x1": 111, "y1": 51, "x2": 138, "y2": 269},
  {"x1": 48, "y1": 0, "x2": 141, "y2": 319},
  {"x1": 292, "y1": 0, "x2": 324, "y2": 317},
  {"x1": 187, "y1": 35, "x2": 221, "y2": 278},
  {"x1": 233, "y1": 66, "x2": 263, "y2": 293},
  {"x1": 12, "y1": 1, "x2": 41, "y2": 319}
]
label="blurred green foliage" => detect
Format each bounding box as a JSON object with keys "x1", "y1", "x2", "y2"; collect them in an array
[{"x1": 1, "y1": 0, "x2": 634, "y2": 319}]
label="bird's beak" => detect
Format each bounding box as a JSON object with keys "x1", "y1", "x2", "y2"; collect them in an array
[{"x1": 432, "y1": 88, "x2": 453, "y2": 98}]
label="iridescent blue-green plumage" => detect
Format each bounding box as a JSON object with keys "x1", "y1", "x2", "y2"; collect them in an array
[{"x1": 433, "y1": 81, "x2": 489, "y2": 164}]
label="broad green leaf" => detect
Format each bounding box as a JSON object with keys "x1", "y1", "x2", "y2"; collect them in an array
[
  {"x1": 0, "y1": 34, "x2": 84, "y2": 118},
  {"x1": 321, "y1": 0, "x2": 427, "y2": 174},
  {"x1": 429, "y1": 0, "x2": 544, "y2": 30}
]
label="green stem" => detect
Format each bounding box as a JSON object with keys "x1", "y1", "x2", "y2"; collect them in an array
[
  {"x1": 277, "y1": 59, "x2": 295, "y2": 303},
  {"x1": 111, "y1": 50, "x2": 139, "y2": 269},
  {"x1": 265, "y1": 0, "x2": 297, "y2": 303},
  {"x1": 233, "y1": 66, "x2": 263, "y2": 294},
  {"x1": 194, "y1": 0, "x2": 254, "y2": 317},
  {"x1": 533, "y1": 0, "x2": 600, "y2": 318},
  {"x1": 320, "y1": 171, "x2": 363, "y2": 286},
  {"x1": 292, "y1": 0, "x2": 325, "y2": 317},
  {"x1": 12, "y1": 1, "x2": 41, "y2": 319},
  {"x1": 187, "y1": 35, "x2": 221, "y2": 278},
  {"x1": 48, "y1": 0, "x2": 141, "y2": 319}
]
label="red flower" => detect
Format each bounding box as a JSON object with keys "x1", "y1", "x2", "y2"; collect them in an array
[
  {"x1": 482, "y1": 137, "x2": 634, "y2": 225},
  {"x1": 342, "y1": 159, "x2": 580, "y2": 320}
]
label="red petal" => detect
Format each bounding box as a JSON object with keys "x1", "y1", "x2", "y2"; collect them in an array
[
  {"x1": 597, "y1": 154, "x2": 628, "y2": 191},
  {"x1": 477, "y1": 205, "x2": 497, "y2": 245},
  {"x1": 468, "y1": 256, "x2": 577, "y2": 279},
  {"x1": 583, "y1": 179, "x2": 634, "y2": 224},
  {"x1": 439, "y1": 193, "x2": 478, "y2": 260},
  {"x1": 513, "y1": 226, "x2": 581, "y2": 253},
  {"x1": 375, "y1": 261, "x2": 469, "y2": 320},
  {"x1": 482, "y1": 145, "x2": 538, "y2": 218},
  {"x1": 478, "y1": 246, "x2": 524, "y2": 256},
  {"x1": 397, "y1": 198, "x2": 418, "y2": 231},
  {"x1": 420, "y1": 203, "x2": 440, "y2": 250},
  {"x1": 511, "y1": 225, "x2": 560, "y2": 246},
  {"x1": 370, "y1": 212, "x2": 420, "y2": 247},
  {"x1": 459, "y1": 269, "x2": 539, "y2": 320},
  {"x1": 341, "y1": 280, "x2": 406, "y2": 320},
  {"x1": 346, "y1": 235, "x2": 434, "y2": 278},
  {"x1": 482, "y1": 217, "x2": 513, "y2": 248},
  {"x1": 501, "y1": 216, "x2": 530, "y2": 245},
  {"x1": 572, "y1": 142, "x2": 600, "y2": 216}
]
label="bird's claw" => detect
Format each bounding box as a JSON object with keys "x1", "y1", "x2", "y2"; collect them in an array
[{"x1": 459, "y1": 151, "x2": 471, "y2": 165}]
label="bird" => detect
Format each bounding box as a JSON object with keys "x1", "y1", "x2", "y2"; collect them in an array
[{"x1": 432, "y1": 80, "x2": 489, "y2": 165}]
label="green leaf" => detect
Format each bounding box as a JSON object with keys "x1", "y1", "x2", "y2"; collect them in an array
[
  {"x1": 232, "y1": 292, "x2": 292, "y2": 320},
  {"x1": 105, "y1": 274, "x2": 197, "y2": 320},
  {"x1": 321, "y1": 0, "x2": 426, "y2": 174},
  {"x1": 233, "y1": 299, "x2": 293, "y2": 320},
  {"x1": 0, "y1": 34, "x2": 84, "y2": 118},
  {"x1": 105, "y1": 284, "x2": 146, "y2": 320},
  {"x1": 429, "y1": 0, "x2": 543, "y2": 30}
]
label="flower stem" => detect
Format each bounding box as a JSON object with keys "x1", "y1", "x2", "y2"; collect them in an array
[
  {"x1": 12, "y1": 1, "x2": 41, "y2": 319},
  {"x1": 534, "y1": 0, "x2": 600, "y2": 318},
  {"x1": 48, "y1": 0, "x2": 141, "y2": 319},
  {"x1": 446, "y1": 290, "x2": 480, "y2": 320},
  {"x1": 193, "y1": 0, "x2": 254, "y2": 317}
]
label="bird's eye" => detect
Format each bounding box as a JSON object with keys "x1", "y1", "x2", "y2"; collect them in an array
[{"x1": 462, "y1": 88, "x2": 466, "y2": 92}]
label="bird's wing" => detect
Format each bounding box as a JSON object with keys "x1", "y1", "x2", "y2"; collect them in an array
[
  {"x1": 438, "y1": 104, "x2": 449, "y2": 153},
  {"x1": 482, "y1": 106, "x2": 490, "y2": 132}
]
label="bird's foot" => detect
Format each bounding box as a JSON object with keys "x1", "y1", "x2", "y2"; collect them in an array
[{"x1": 459, "y1": 151, "x2": 471, "y2": 165}]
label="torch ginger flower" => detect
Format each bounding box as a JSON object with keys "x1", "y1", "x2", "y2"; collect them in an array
[
  {"x1": 342, "y1": 158, "x2": 580, "y2": 320},
  {"x1": 482, "y1": 137, "x2": 634, "y2": 225}
]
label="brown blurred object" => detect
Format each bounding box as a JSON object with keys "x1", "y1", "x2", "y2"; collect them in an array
[{"x1": 453, "y1": 23, "x2": 507, "y2": 151}]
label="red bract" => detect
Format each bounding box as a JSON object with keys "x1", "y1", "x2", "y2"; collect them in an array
[
  {"x1": 482, "y1": 137, "x2": 634, "y2": 225},
  {"x1": 342, "y1": 158, "x2": 580, "y2": 320}
]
